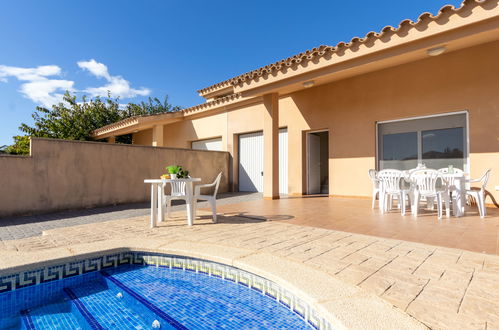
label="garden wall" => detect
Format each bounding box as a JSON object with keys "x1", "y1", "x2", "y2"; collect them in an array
[{"x1": 0, "y1": 138, "x2": 230, "y2": 217}]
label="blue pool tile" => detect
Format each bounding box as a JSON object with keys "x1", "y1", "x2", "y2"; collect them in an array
[
  {"x1": 106, "y1": 265, "x2": 311, "y2": 329},
  {"x1": 0, "y1": 254, "x2": 324, "y2": 329},
  {"x1": 66, "y1": 281, "x2": 150, "y2": 330},
  {"x1": 21, "y1": 300, "x2": 85, "y2": 330}
]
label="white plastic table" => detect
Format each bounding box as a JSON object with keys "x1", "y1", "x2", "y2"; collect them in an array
[
  {"x1": 402, "y1": 171, "x2": 467, "y2": 217},
  {"x1": 144, "y1": 178, "x2": 201, "y2": 228},
  {"x1": 441, "y1": 173, "x2": 466, "y2": 217}
]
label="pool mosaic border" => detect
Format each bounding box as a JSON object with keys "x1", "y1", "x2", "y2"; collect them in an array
[{"x1": 0, "y1": 251, "x2": 333, "y2": 330}]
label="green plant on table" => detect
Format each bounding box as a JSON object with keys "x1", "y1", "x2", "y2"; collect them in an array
[
  {"x1": 166, "y1": 165, "x2": 182, "y2": 174},
  {"x1": 165, "y1": 165, "x2": 189, "y2": 179}
]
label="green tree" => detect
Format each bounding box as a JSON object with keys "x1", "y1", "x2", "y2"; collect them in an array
[
  {"x1": 4, "y1": 92, "x2": 181, "y2": 155},
  {"x1": 2, "y1": 136, "x2": 30, "y2": 155},
  {"x1": 124, "y1": 96, "x2": 182, "y2": 117}
]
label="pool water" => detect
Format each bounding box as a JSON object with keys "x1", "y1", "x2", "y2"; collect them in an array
[{"x1": 1, "y1": 265, "x2": 311, "y2": 329}]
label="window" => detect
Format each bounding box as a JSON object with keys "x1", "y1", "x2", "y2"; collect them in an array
[
  {"x1": 422, "y1": 127, "x2": 464, "y2": 169},
  {"x1": 377, "y1": 113, "x2": 467, "y2": 171},
  {"x1": 381, "y1": 132, "x2": 418, "y2": 170}
]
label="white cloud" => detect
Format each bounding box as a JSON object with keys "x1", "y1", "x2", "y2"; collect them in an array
[
  {"x1": 0, "y1": 60, "x2": 150, "y2": 108},
  {"x1": 0, "y1": 64, "x2": 74, "y2": 107},
  {"x1": 21, "y1": 79, "x2": 74, "y2": 108},
  {"x1": 77, "y1": 59, "x2": 110, "y2": 80},
  {"x1": 0, "y1": 64, "x2": 61, "y2": 81},
  {"x1": 78, "y1": 59, "x2": 150, "y2": 98}
]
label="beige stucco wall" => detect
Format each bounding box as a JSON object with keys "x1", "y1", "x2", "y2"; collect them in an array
[
  {"x1": 161, "y1": 112, "x2": 228, "y2": 150},
  {"x1": 130, "y1": 40, "x2": 499, "y2": 203},
  {"x1": 133, "y1": 128, "x2": 153, "y2": 145},
  {"x1": 283, "y1": 39, "x2": 499, "y2": 201},
  {"x1": 0, "y1": 138, "x2": 229, "y2": 218}
]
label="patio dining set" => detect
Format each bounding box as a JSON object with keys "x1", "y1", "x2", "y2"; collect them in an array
[
  {"x1": 369, "y1": 165, "x2": 491, "y2": 219},
  {"x1": 144, "y1": 173, "x2": 222, "y2": 228}
]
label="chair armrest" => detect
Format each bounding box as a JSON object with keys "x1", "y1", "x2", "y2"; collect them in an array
[
  {"x1": 467, "y1": 178, "x2": 481, "y2": 183},
  {"x1": 194, "y1": 182, "x2": 216, "y2": 195}
]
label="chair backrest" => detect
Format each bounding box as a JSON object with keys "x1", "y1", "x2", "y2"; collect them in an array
[
  {"x1": 170, "y1": 180, "x2": 187, "y2": 196},
  {"x1": 377, "y1": 169, "x2": 403, "y2": 193},
  {"x1": 438, "y1": 167, "x2": 464, "y2": 175},
  {"x1": 212, "y1": 172, "x2": 223, "y2": 197},
  {"x1": 438, "y1": 168, "x2": 464, "y2": 190},
  {"x1": 478, "y1": 169, "x2": 492, "y2": 191},
  {"x1": 368, "y1": 169, "x2": 379, "y2": 189},
  {"x1": 409, "y1": 169, "x2": 441, "y2": 196}
]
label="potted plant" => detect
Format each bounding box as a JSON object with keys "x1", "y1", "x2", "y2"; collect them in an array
[{"x1": 166, "y1": 165, "x2": 189, "y2": 179}]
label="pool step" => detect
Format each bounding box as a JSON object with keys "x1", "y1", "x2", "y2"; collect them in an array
[
  {"x1": 65, "y1": 280, "x2": 156, "y2": 330},
  {"x1": 20, "y1": 300, "x2": 89, "y2": 330},
  {"x1": 100, "y1": 270, "x2": 183, "y2": 329}
]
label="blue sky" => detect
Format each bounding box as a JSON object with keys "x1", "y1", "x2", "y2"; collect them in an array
[{"x1": 0, "y1": 0, "x2": 462, "y2": 146}]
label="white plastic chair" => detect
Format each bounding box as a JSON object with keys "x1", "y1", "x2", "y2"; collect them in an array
[
  {"x1": 465, "y1": 169, "x2": 491, "y2": 218},
  {"x1": 162, "y1": 180, "x2": 188, "y2": 219},
  {"x1": 194, "y1": 172, "x2": 222, "y2": 223},
  {"x1": 377, "y1": 169, "x2": 410, "y2": 215},
  {"x1": 368, "y1": 169, "x2": 380, "y2": 209},
  {"x1": 409, "y1": 169, "x2": 449, "y2": 219},
  {"x1": 438, "y1": 167, "x2": 464, "y2": 215}
]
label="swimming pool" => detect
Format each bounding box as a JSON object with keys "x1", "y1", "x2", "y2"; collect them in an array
[{"x1": 0, "y1": 252, "x2": 331, "y2": 329}]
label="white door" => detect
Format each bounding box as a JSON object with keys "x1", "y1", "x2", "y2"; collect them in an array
[
  {"x1": 279, "y1": 128, "x2": 288, "y2": 194},
  {"x1": 307, "y1": 133, "x2": 321, "y2": 194},
  {"x1": 239, "y1": 132, "x2": 264, "y2": 192},
  {"x1": 192, "y1": 137, "x2": 222, "y2": 151},
  {"x1": 238, "y1": 130, "x2": 288, "y2": 193}
]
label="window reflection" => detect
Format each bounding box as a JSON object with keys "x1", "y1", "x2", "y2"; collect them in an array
[
  {"x1": 422, "y1": 127, "x2": 464, "y2": 169},
  {"x1": 381, "y1": 132, "x2": 418, "y2": 170}
]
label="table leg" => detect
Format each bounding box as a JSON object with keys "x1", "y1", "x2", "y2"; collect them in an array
[
  {"x1": 150, "y1": 184, "x2": 157, "y2": 228},
  {"x1": 401, "y1": 192, "x2": 406, "y2": 216},
  {"x1": 157, "y1": 183, "x2": 164, "y2": 223},
  {"x1": 186, "y1": 182, "x2": 194, "y2": 226},
  {"x1": 186, "y1": 197, "x2": 193, "y2": 226},
  {"x1": 455, "y1": 177, "x2": 465, "y2": 217}
]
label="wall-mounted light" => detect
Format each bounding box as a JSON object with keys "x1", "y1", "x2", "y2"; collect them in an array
[
  {"x1": 427, "y1": 46, "x2": 446, "y2": 57},
  {"x1": 303, "y1": 80, "x2": 315, "y2": 88}
]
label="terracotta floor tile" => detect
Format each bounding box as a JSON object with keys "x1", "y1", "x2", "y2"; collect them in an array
[{"x1": 218, "y1": 196, "x2": 499, "y2": 255}]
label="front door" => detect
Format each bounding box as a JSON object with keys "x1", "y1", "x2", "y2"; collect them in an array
[{"x1": 307, "y1": 131, "x2": 329, "y2": 194}]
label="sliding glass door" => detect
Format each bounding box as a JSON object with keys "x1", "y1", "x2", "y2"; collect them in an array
[{"x1": 377, "y1": 112, "x2": 467, "y2": 171}]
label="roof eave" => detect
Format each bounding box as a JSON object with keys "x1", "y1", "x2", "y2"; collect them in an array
[{"x1": 198, "y1": 0, "x2": 499, "y2": 95}]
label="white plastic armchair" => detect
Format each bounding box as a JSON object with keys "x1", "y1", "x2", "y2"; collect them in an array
[
  {"x1": 377, "y1": 169, "x2": 410, "y2": 215},
  {"x1": 465, "y1": 169, "x2": 491, "y2": 218},
  {"x1": 162, "y1": 180, "x2": 187, "y2": 219},
  {"x1": 409, "y1": 169, "x2": 449, "y2": 219},
  {"x1": 194, "y1": 172, "x2": 222, "y2": 223},
  {"x1": 368, "y1": 169, "x2": 380, "y2": 209}
]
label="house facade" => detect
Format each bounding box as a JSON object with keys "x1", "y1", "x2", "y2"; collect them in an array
[{"x1": 93, "y1": 0, "x2": 499, "y2": 202}]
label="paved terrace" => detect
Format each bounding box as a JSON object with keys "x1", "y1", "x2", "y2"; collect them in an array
[
  {"x1": 1, "y1": 196, "x2": 499, "y2": 329},
  {"x1": 218, "y1": 197, "x2": 499, "y2": 255},
  {"x1": 0, "y1": 192, "x2": 261, "y2": 241}
]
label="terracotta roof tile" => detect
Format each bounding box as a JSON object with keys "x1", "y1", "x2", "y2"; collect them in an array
[
  {"x1": 91, "y1": 93, "x2": 243, "y2": 137},
  {"x1": 198, "y1": 0, "x2": 491, "y2": 92}
]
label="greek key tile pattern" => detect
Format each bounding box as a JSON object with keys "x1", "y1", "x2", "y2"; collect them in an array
[{"x1": 0, "y1": 251, "x2": 332, "y2": 329}]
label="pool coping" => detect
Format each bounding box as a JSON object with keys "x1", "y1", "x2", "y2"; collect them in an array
[{"x1": 0, "y1": 238, "x2": 426, "y2": 330}]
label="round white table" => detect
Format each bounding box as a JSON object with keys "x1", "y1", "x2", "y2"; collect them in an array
[{"x1": 144, "y1": 178, "x2": 201, "y2": 228}]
